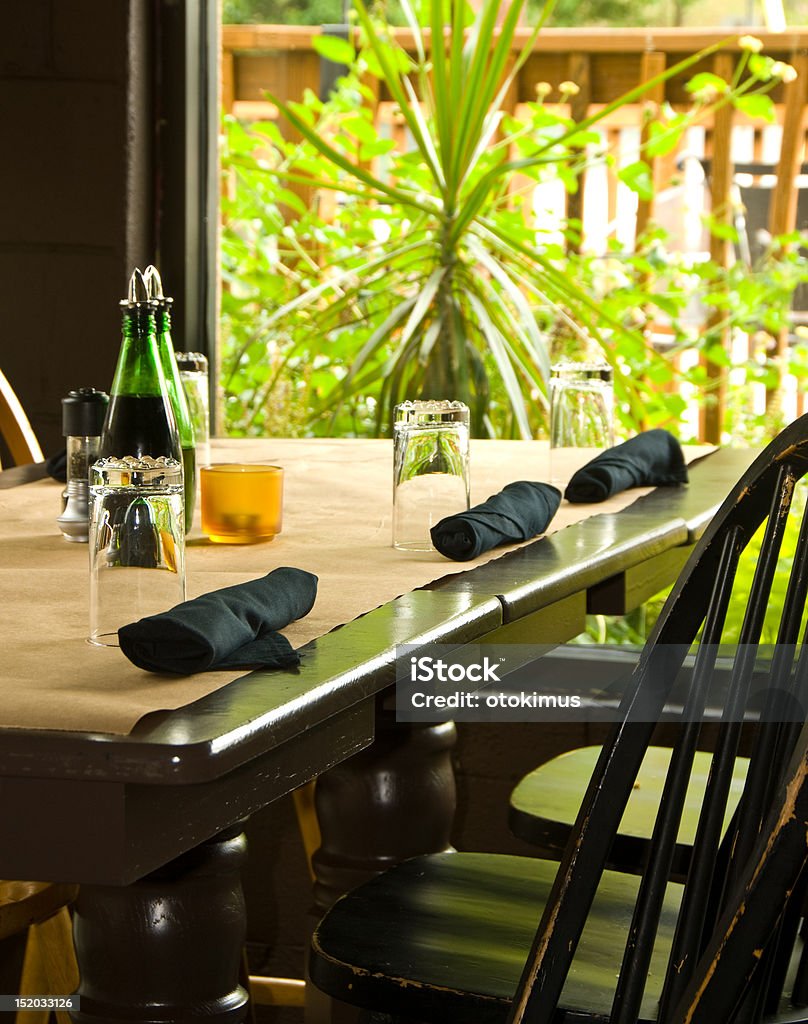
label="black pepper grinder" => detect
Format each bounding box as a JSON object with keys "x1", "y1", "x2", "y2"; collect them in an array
[{"x1": 57, "y1": 388, "x2": 109, "y2": 542}]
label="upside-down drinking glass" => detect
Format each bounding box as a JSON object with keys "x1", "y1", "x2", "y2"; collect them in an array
[
  {"x1": 89, "y1": 456, "x2": 186, "y2": 646},
  {"x1": 549, "y1": 363, "x2": 614, "y2": 484},
  {"x1": 393, "y1": 400, "x2": 470, "y2": 552}
]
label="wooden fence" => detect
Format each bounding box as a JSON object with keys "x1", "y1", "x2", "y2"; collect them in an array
[{"x1": 221, "y1": 25, "x2": 808, "y2": 442}]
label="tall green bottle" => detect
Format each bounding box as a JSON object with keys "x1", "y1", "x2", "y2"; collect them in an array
[
  {"x1": 144, "y1": 265, "x2": 196, "y2": 533},
  {"x1": 99, "y1": 270, "x2": 182, "y2": 471}
]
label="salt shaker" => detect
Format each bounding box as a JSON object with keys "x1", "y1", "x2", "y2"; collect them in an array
[{"x1": 56, "y1": 388, "x2": 109, "y2": 543}]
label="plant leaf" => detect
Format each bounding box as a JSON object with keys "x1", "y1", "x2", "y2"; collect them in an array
[
  {"x1": 733, "y1": 93, "x2": 776, "y2": 122},
  {"x1": 619, "y1": 160, "x2": 655, "y2": 201},
  {"x1": 351, "y1": 0, "x2": 444, "y2": 188},
  {"x1": 465, "y1": 290, "x2": 533, "y2": 438},
  {"x1": 267, "y1": 91, "x2": 439, "y2": 215},
  {"x1": 399, "y1": 267, "x2": 447, "y2": 348},
  {"x1": 312, "y1": 34, "x2": 356, "y2": 66}
]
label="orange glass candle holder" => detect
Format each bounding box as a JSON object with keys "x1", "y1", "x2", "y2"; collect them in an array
[{"x1": 200, "y1": 464, "x2": 283, "y2": 544}]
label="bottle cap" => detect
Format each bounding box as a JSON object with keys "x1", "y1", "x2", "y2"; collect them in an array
[
  {"x1": 143, "y1": 265, "x2": 173, "y2": 309},
  {"x1": 120, "y1": 268, "x2": 159, "y2": 315},
  {"x1": 62, "y1": 388, "x2": 110, "y2": 437}
]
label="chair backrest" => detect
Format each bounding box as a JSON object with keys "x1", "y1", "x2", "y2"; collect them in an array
[
  {"x1": 509, "y1": 415, "x2": 808, "y2": 1024},
  {"x1": 0, "y1": 369, "x2": 43, "y2": 468}
]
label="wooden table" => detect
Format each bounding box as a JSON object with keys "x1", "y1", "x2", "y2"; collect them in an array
[{"x1": 0, "y1": 440, "x2": 757, "y2": 1022}]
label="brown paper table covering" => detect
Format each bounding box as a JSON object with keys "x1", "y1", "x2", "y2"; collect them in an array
[{"x1": 0, "y1": 438, "x2": 712, "y2": 735}]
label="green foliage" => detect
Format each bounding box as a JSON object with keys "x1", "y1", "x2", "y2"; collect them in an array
[
  {"x1": 224, "y1": 0, "x2": 342, "y2": 25},
  {"x1": 220, "y1": 0, "x2": 795, "y2": 440},
  {"x1": 223, "y1": 0, "x2": 411, "y2": 26},
  {"x1": 720, "y1": 479, "x2": 808, "y2": 645},
  {"x1": 537, "y1": 0, "x2": 661, "y2": 26},
  {"x1": 223, "y1": 0, "x2": 695, "y2": 28}
]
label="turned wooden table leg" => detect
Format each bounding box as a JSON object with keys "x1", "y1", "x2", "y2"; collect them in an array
[
  {"x1": 311, "y1": 699, "x2": 457, "y2": 910},
  {"x1": 305, "y1": 697, "x2": 457, "y2": 1023},
  {"x1": 71, "y1": 825, "x2": 249, "y2": 1024}
]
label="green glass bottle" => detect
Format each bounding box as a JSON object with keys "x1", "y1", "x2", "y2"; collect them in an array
[
  {"x1": 144, "y1": 265, "x2": 196, "y2": 533},
  {"x1": 99, "y1": 270, "x2": 182, "y2": 471}
]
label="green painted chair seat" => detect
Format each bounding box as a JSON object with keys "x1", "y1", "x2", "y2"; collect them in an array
[
  {"x1": 509, "y1": 745, "x2": 749, "y2": 877},
  {"x1": 311, "y1": 850, "x2": 682, "y2": 1024}
]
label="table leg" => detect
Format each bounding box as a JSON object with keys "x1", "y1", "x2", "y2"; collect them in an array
[
  {"x1": 71, "y1": 824, "x2": 249, "y2": 1024},
  {"x1": 306, "y1": 700, "x2": 456, "y2": 1024},
  {"x1": 311, "y1": 696, "x2": 457, "y2": 910}
]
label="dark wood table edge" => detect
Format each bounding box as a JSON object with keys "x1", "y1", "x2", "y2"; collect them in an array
[{"x1": 0, "y1": 446, "x2": 759, "y2": 788}]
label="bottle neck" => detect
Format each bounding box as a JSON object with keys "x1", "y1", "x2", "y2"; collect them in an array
[
  {"x1": 111, "y1": 305, "x2": 165, "y2": 398},
  {"x1": 156, "y1": 304, "x2": 172, "y2": 339},
  {"x1": 152, "y1": 300, "x2": 195, "y2": 447}
]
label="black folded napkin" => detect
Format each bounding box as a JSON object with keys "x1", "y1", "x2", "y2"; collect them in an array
[
  {"x1": 46, "y1": 449, "x2": 67, "y2": 483},
  {"x1": 118, "y1": 566, "x2": 318, "y2": 674},
  {"x1": 430, "y1": 481, "x2": 561, "y2": 561},
  {"x1": 564, "y1": 429, "x2": 688, "y2": 504}
]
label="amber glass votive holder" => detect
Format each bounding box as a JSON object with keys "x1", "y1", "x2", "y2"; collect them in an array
[{"x1": 200, "y1": 464, "x2": 283, "y2": 544}]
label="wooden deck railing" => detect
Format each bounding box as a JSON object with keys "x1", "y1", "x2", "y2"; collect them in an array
[{"x1": 221, "y1": 25, "x2": 808, "y2": 442}]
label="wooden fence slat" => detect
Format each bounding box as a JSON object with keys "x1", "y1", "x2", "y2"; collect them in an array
[
  {"x1": 565, "y1": 52, "x2": 592, "y2": 249},
  {"x1": 768, "y1": 50, "x2": 808, "y2": 410},
  {"x1": 635, "y1": 50, "x2": 667, "y2": 243},
  {"x1": 701, "y1": 51, "x2": 735, "y2": 445}
]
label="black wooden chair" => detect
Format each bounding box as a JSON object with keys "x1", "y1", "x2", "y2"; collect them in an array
[
  {"x1": 309, "y1": 414, "x2": 808, "y2": 1023},
  {"x1": 507, "y1": 158, "x2": 808, "y2": 874}
]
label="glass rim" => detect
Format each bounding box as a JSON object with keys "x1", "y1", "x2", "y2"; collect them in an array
[
  {"x1": 92, "y1": 455, "x2": 181, "y2": 470},
  {"x1": 394, "y1": 399, "x2": 470, "y2": 425},
  {"x1": 200, "y1": 463, "x2": 283, "y2": 474},
  {"x1": 550, "y1": 361, "x2": 613, "y2": 382},
  {"x1": 89, "y1": 455, "x2": 184, "y2": 490},
  {"x1": 394, "y1": 400, "x2": 469, "y2": 412},
  {"x1": 175, "y1": 351, "x2": 209, "y2": 371}
]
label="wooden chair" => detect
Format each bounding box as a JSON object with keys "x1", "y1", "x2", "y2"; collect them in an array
[
  {"x1": 512, "y1": 163, "x2": 805, "y2": 861},
  {"x1": 308, "y1": 414, "x2": 808, "y2": 1023},
  {"x1": 509, "y1": 741, "x2": 748, "y2": 878},
  {"x1": 0, "y1": 369, "x2": 43, "y2": 468},
  {"x1": 0, "y1": 382, "x2": 76, "y2": 1017},
  {"x1": 1, "y1": 881, "x2": 79, "y2": 1024}
]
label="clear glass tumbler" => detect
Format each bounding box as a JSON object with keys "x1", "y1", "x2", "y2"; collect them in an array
[
  {"x1": 393, "y1": 400, "x2": 470, "y2": 552},
  {"x1": 549, "y1": 363, "x2": 614, "y2": 483},
  {"x1": 88, "y1": 456, "x2": 186, "y2": 646}
]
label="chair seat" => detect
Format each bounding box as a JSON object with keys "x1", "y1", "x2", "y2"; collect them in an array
[
  {"x1": 310, "y1": 851, "x2": 682, "y2": 1024},
  {"x1": 509, "y1": 746, "x2": 749, "y2": 877}
]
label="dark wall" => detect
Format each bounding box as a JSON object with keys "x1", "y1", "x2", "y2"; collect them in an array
[{"x1": 0, "y1": 1, "x2": 155, "y2": 458}]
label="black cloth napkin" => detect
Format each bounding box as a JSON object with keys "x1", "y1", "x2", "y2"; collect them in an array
[
  {"x1": 430, "y1": 481, "x2": 561, "y2": 561},
  {"x1": 118, "y1": 566, "x2": 318, "y2": 674},
  {"x1": 46, "y1": 449, "x2": 67, "y2": 483},
  {"x1": 564, "y1": 429, "x2": 688, "y2": 504}
]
